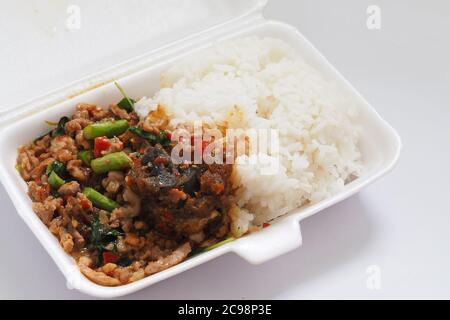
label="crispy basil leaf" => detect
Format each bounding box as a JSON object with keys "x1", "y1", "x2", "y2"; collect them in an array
[{"x1": 52, "y1": 116, "x2": 70, "y2": 137}]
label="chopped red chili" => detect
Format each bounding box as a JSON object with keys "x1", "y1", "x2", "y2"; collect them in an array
[
  {"x1": 102, "y1": 251, "x2": 119, "y2": 264},
  {"x1": 80, "y1": 198, "x2": 91, "y2": 210},
  {"x1": 94, "y1": 136, "x2": 112, "y2": 157}
]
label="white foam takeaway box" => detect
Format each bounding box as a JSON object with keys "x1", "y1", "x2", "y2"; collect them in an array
[{"x1": 0, "y1": 0, "x2": 401, "y2": 297}]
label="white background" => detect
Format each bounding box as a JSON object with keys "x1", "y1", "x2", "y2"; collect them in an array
[{"x1": 1, "y1": 0, "x2": 449, "y2": 299}]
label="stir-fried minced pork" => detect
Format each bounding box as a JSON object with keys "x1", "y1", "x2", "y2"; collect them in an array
[
  {"x1": 58, "y1": 181, "x2": 81, "y2": 196},
  {"x1": 16, "y1": 100, "x2": 234, "y2": 286},
  {"x1": 144, "y1": 242, "x2": 191, "y2": 275}
]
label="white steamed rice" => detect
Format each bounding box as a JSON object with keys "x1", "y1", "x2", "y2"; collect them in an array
[{"x1": 136, "y1": 37, "x2": 362, "y2": 236}]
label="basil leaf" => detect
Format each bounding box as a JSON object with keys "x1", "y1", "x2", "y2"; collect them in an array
[
  {"x1": 116, "y1": 256, "x2": 132, "y2": 267},
  {"x1": 45, "y1": 160, "x2": 67, "y2": 178},
  {"x1": 89, "y1": 217, "x2": 122, "y2": 251},
  {"x1": 114, "y1": 82, "x2": 135, "y2": 111},
  {"x1": 129, "y1": 126, "x2": 157, "y2": 143},
  {"x1": 129, "y1": 126, "x2": 171, "y2": 147},
  {"x1": 159, "y1": 130, "x2": 171, "y2": 146},
  {"x1": 52, "y1": 116, "x2": 70, "y2": 137},
  {"x1": 117, "y1": 98, "x2": 136, "y2": 111}
]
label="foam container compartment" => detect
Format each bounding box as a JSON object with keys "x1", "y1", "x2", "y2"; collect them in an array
[{"x1": 0, "y1": 0, "x2": 401, "y2": 297}]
